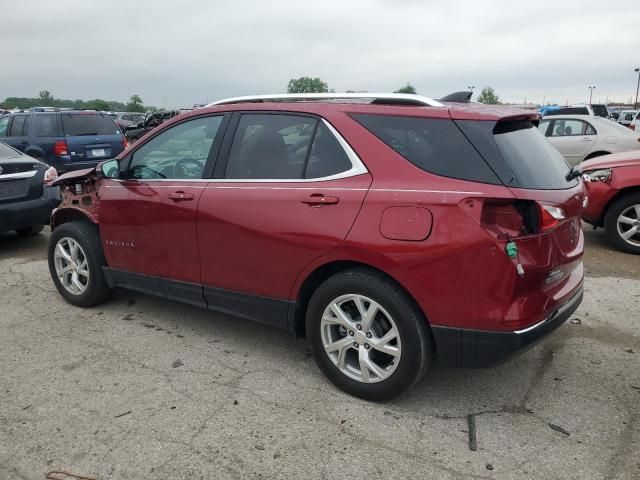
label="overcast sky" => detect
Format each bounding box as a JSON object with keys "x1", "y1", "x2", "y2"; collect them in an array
[{"x1": 2, "y1": 0, "x2": 639, "y2": 108}]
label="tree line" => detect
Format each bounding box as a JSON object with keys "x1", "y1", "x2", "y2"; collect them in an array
[
  {"x1": 287, "y1": 77, "x2": 501, "y2": 104},
  {"x1": 0, "y1": 91, "x2": 155, "y2": 112}
]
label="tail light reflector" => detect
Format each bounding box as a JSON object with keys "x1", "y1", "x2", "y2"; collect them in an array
[
  {"x1": 480, "y1": 200, "x2": 566, "y2": 237},
  {"x1": 538, "y1": 204, "x2": 566, "y2": 231},
  {"x1": 43, "y1": 166, "x2": 58, "y2": 184},
  {"x1": 54, "y1": 140, "x2": 68, "y2": 156}
]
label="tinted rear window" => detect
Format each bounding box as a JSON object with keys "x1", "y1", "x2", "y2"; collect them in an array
[
  {"x1": 61, "y1": 114, "x2": 120, "y2": 136},
  {"x1": 32, "y1": 114, "x2": 61, "y2": 137},
  {"x1": 351, "y1": 114, "x2": 500, "y2": 184},
  {"x1": 591, "y1": 105, "x2": 608, "y2": 117},
  {"x1": 457, "y1": 120, "x2": 576, "y2": 190},
  {"x1": 545, "y1": 107, "x2": 589, "y2": 116}
]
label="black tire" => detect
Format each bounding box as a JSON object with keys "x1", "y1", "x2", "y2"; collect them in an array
[
  {"x1": 16, "y1": 225, "x2": 44, "y2": 236},
  {"x1": 48, "y1": 221, "x2": 112, "y2": 307},
  {"x1": 306, "y1": 268, "x2": 431, "y2": 401},
  {"x1": 604, "y1": 192, "x2": 640, "y2": 254}
]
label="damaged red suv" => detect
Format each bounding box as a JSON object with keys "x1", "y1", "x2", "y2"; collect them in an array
[{"x1": 48, "y1": 93, "x2": 585, "y2": 400}]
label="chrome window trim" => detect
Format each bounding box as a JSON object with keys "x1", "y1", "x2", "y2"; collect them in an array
[
  {"x1": 0, "y1": 170, "x2": 38, "y2": 181},
  {"x1": 117, "y1": 119, "x2": 368, "y2": 184}
]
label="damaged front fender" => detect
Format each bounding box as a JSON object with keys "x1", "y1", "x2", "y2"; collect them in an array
[{"x1": 50, "y1": 167, "x2": 104, "y2": 229}]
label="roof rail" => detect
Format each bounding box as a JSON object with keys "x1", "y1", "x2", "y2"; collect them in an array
[{"x1": 208, "y1": 93, "x2": 444, "y2": 108}]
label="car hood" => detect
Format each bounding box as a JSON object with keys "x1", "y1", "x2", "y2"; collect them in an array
[
  {"x1": 581, "y1": 150, "x2": 640, "y2": 170},
  {"x1": 51, "y1": 166, "x2": 97, "y2": 186}
]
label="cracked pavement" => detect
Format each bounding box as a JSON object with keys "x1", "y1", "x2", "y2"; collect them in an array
[{"x1": 0, "y1": 227, "x2": 639, "y2": 479}]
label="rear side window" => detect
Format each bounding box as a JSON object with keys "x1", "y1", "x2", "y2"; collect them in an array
[
  {"x1": 305, "y1": 122, "x2": 352, "y2": 178},
  {"x1": 457, "y1": 120, "x2": 576, "y2": 190},
  {"x1": 32, "y1": 114, "x2": 61, "y2": 137},
  {"x1": 352, "y1": 114, "x2": 500, "y2": 184},
  {"x1": 61, "y1": 114, "x2": 120, "y2": 136},
  {"x1": 8, "y1": 116, "x2": 27, "y2": 136}
]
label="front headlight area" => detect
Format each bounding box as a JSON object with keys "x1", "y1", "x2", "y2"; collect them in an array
[{"x1": 582, "y1": 168, "x2": 612, "y2": 183}]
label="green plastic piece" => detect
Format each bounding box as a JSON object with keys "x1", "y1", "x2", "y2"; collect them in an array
[{"x1": 505, "y1": 241, "x2": 518, "y2": 258}]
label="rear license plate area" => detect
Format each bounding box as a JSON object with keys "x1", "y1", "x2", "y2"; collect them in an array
[{"x1": 0, "y1": 179, "x2": 29, "y2": 200}]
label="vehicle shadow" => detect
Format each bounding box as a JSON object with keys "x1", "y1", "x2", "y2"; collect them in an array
[{"x1": 0, "y1": 228, "x2": 50, "y2": 262}]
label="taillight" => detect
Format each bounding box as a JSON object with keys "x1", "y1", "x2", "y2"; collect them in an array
[
  {"x1": 122, "y1": 137, "x2": 129, "y2": 150},
  {"x1": 481, "y1": 200, "x2": 565, "y2": 237},
  {"x1": 481, "y1": 201, "x2": 526, "y2": 237},
  {"x1": 538, "y1": 204, "x2": 566, "y2": 232},
  {"x1": 54, "y1": 140, "x2": 68, "y2": 156}
]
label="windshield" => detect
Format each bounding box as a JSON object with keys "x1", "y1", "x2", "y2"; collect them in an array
[{"x1": 61, "y1": 114, "x2": 120, "y2": 136}]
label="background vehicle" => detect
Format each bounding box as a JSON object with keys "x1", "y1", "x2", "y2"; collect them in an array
[
  {"x1": 631, "y1": 111, "x2": 640, "y2": 131},
  {"x1": 124, "y1": 110, "x2": 180, "y2": 144},
  {"x1": 582, "y1": 151, "x2": 640, "y2": 254},
  {"x1": 0, "y1": 141, "x2": 59, "y2": 235},
  {"x1": 48, "y1": 93, "x2": 585, "y2": 401},
  {"x1": 616, "y1": 110, "x2": 637, "y2": 127},
  {"x1": 538, "y1": 114, "x2": 640, "y2": 165},
  {"x1": 0, "y1": 111, "x2": 125, "y2": 173},
  {"x1": 110, "y1": 112, "x2": 144, "y2": 131},
  {"x1": 543, "y1": 104, "x2": 609, "y2": 118}
]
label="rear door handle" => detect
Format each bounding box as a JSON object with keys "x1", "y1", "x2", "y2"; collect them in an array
[
  {"x1": 168, "y1": 191, "x2": 195, "y2": 202},
  {"x1": 581, "y1": 137, "x2": 593, "y2": 141},
  {"x1": 301, "y1": 193, "x2": 340, "y2": 206}
]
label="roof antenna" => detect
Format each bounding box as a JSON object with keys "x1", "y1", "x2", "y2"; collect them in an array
[{"x1": 439, "y1": 91, "x2": 473, "y2": 103}]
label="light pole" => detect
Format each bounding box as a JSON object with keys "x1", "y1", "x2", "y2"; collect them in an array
[
  {"x1": 467, "y1": 86, "x2": 475, "y2": 91},
  {"x1": 634, "y1": 68, "x2": 640, "y2": 109},
  {"x1": 588, "y1": 86, "x2": 596, "y2": 104}
]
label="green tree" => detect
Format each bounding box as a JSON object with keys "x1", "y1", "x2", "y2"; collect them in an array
[
  {"x1": 126, "y1": 94, "x2": 145, "y2": 112},
  {"x1": 85, "y1": 99, "x2": 111, "y2": 111},
  {"x1": 287, "y1": 77, "x2": 329, "y2": 93},
  {"x1": 394, "y1": 83, "x2": 417, "y2": 94},
  {"x1": 38, "y1": 90, "x2": 54, "y2": 106},
  {"x1": 476, "y1": 86, "x2": 500, "y2": 104}
]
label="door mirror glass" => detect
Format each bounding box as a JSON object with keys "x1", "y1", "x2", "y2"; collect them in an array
[{"x1": 100, "y1": 159, "x2": 120, "y2": 178}]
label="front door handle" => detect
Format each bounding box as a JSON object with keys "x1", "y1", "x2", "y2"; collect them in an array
[
  {"x1": 301, "y1": 193, "x2": 340, "y2": 206},
  {"x1": 168, "y1": 191, "x2": 195, "y2": 202}
]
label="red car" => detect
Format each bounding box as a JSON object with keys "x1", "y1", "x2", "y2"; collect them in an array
[
  {"x1": 47, "y1": 93, "x2": 585, "y2": 400},
  {"x1": 581, "y1": 151, "x2": 640, "y2": 254}
]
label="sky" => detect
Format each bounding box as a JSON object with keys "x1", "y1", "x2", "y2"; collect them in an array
[{"x1": 2, "y1": 0, "x2": 639, "y2": 109}]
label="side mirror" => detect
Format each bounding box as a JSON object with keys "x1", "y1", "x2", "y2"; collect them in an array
[{"x1": 100, "y1": 159, "x2": 120, "y2": 179}]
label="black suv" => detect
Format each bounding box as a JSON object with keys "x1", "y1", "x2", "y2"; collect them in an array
[{"x1": 0, "y1": 111, "x2": 126, "y2": 173}]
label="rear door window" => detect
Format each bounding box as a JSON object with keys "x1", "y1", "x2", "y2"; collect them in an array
[
  {"x1": 0, "y1": 117, "x2": 10, "y2": 137},
  {"x1": 225, "y1": 114, "x2": 318, "y2": 180},
  {"x1": 8, "y1": 115, "x2": 27, "y2": 136},
  {"x1": 32, "y1": 114, "x2": 61, "y2": 137},
  {"x1": 351, "y1": 114, "x2": 500, "y2": 184},
  {"x1": 61, "y1": 114, "x2": 120, "y2": 136},
  {"x1": 549, "y1": 119, "x2": 590, "y2": 136}
]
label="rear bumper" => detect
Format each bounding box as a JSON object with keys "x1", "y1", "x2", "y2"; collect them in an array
[
  {"x1": 0, "y1": 186, "x2": 60, "y2": 232},
  {"x1": 431, "y1": 284, "x2": 583, "y2": 368}
]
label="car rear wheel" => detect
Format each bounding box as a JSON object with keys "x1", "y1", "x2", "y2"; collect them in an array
[
  {"x1": 604, "y1": 192, "x2": 640, "y2": 254},
  {"x1": 48, "y1": 221, "x2": 112, "y2": 307},
  {"x1": 306, "y1": 269, "x2": 430, "y2": 401},
  {"x1": 15, "y1": 225, "x2": 44, "y2": 236}
]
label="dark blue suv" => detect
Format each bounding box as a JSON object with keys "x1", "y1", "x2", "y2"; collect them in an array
[{"x1": 0, "y1": 111, "x2": 126, "y2": 173}]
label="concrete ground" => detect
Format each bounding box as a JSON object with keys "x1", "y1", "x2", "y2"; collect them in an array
[{"x1": 0, "y1": 226, "x2": 638, "y2": 480}]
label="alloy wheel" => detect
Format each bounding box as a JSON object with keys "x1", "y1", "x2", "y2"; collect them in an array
[
  {"x1": 53, "y1": 237, "x2": 90, "y2": 295},
  {"x1": 320, "y1": 294, "x2": 401, "y2": 383},
  {"x1": 616, "y1": 204, "x2": 640, "y2": 247}
]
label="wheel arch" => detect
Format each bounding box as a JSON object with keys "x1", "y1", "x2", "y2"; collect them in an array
[
  {"x1": 598, "y1": 186, "x2": 640, "y2": 226},
  {"x1": 584, "y1": 150, "x2": 611, "y2": 161},
  {"x1": 50, "y1": 207, "x2": 98, "y2": 230},
  {"x1": 291, "y1": 260, "x2": 433, "y2": 341}
]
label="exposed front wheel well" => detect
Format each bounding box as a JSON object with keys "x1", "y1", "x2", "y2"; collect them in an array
[
  {"x1": 293, "y1": 261, "x2": 431, "y2": 339},
  {"x1": 584, "y1": 151, "x2": 610, "y2": 160},
  {"x1": 51, "y1": 208, "x2": 96, "y2": 231}
]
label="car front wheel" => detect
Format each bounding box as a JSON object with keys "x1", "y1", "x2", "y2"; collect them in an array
[
  {"x1": 604, "y1": 192, "x2": 640, "y2": 254},
  {"x1": 306, "y1": 269, "x2": 431, "y2": 401},
  {"x1": 48, "y1": 221, "x2": 112, "y2": 307}
]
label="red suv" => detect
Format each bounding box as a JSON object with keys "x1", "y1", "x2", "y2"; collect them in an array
[{"x1": 48, "y1": 93, "x2": 585, "y2": 400}]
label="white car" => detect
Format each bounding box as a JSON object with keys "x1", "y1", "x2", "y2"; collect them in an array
[
  {"x1": 631, "y1": 111, "x2": 640, "y2": 132},
  {"x1": 537, "y1": 114, "x2": 640, "y2": 165}
]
